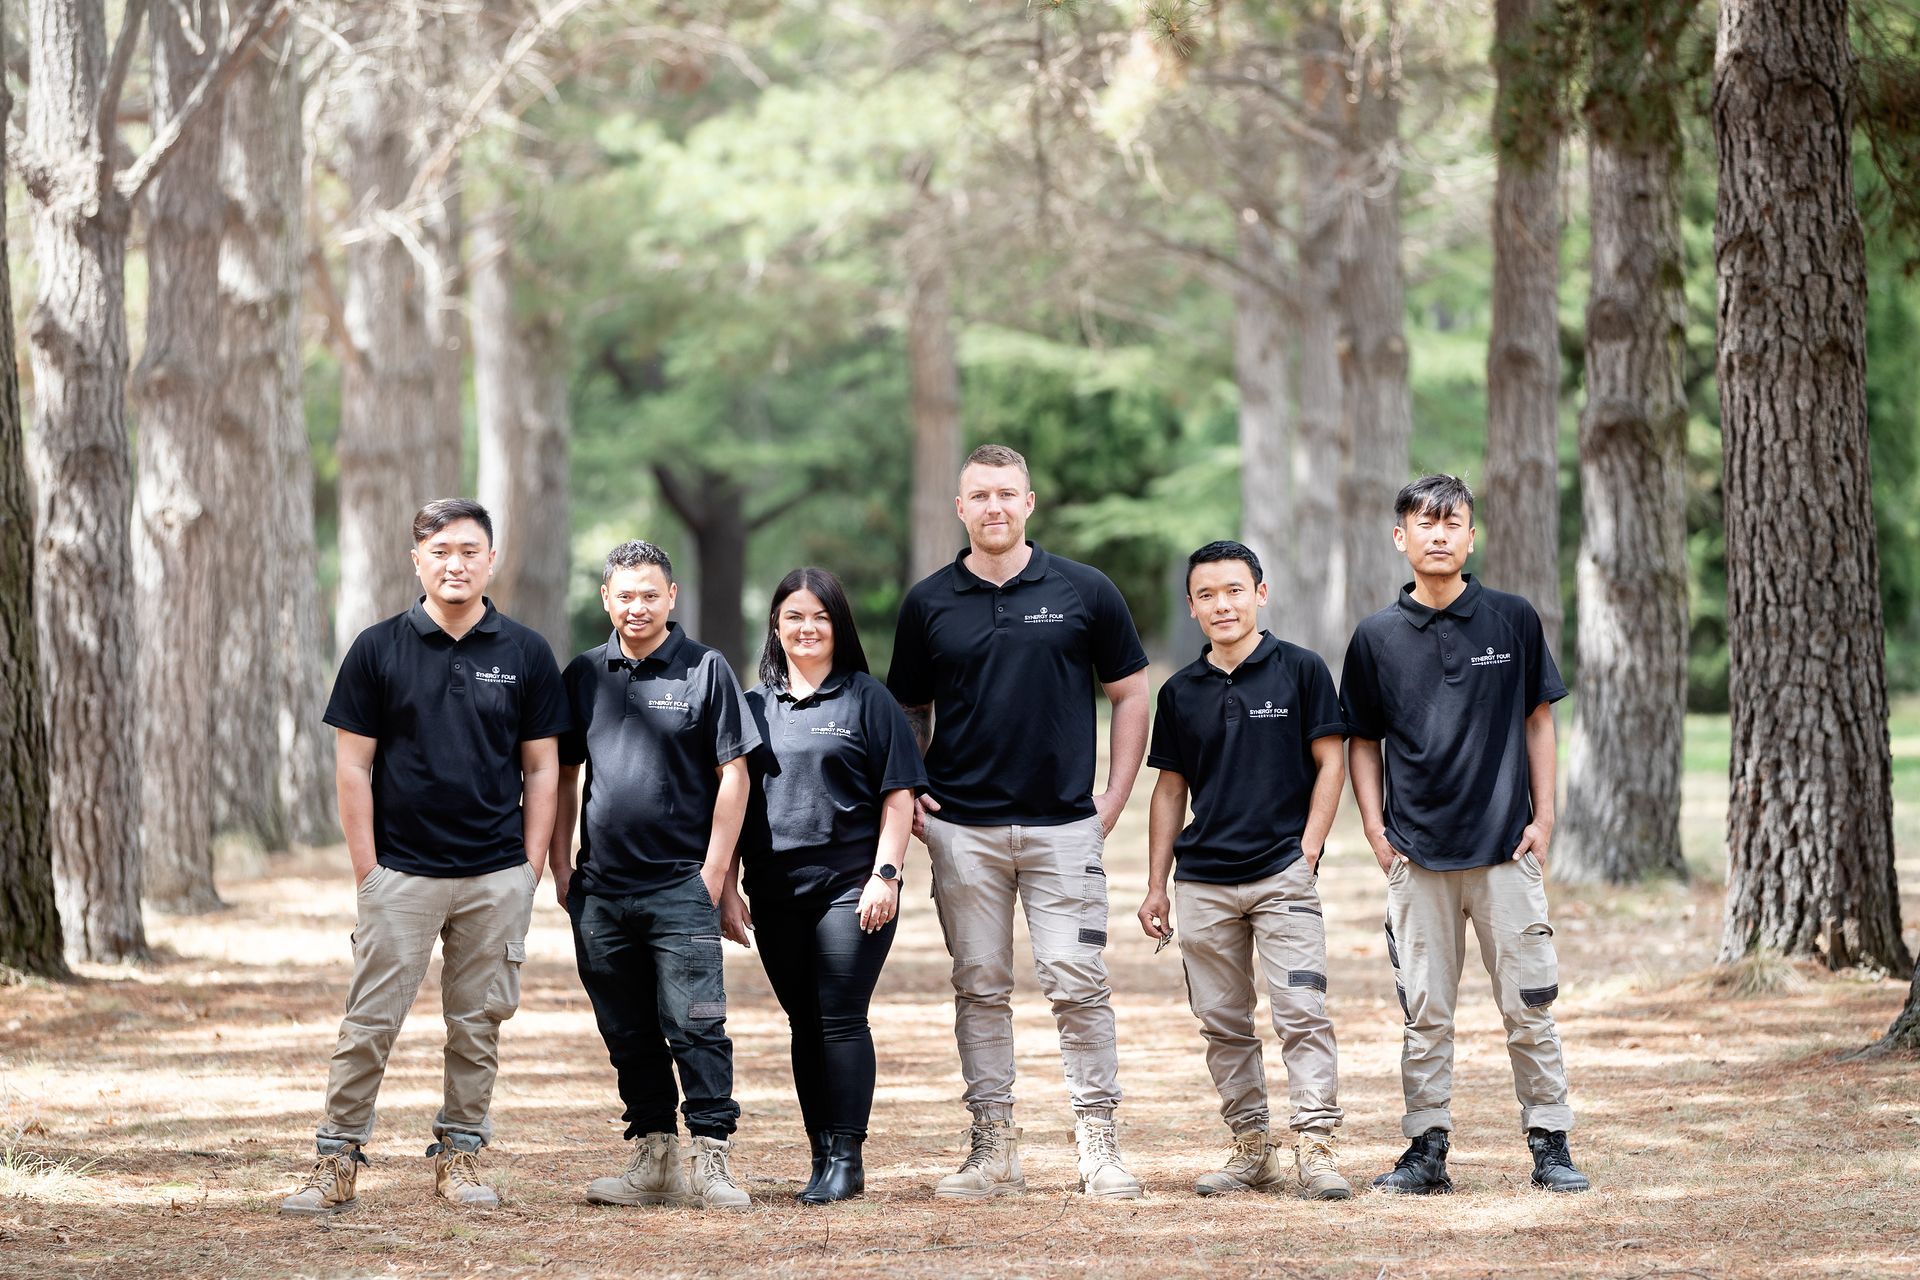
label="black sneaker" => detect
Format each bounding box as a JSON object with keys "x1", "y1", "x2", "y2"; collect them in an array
[
  {"x1": 1371, "y1": 1127, "x2": 1453, "y2": 1195},
  {"x1": 1527, "y1": 1129, "x2": 1590, "y2": 1193}
]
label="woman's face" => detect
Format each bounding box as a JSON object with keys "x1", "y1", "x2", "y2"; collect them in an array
[{"x1": 777, "y1": 588, "x2": 834, "y2": 668}]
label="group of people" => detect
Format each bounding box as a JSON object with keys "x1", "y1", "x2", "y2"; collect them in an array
[{"x1": 278, "y1": 443, "x2": 1591, "y2": 1219}]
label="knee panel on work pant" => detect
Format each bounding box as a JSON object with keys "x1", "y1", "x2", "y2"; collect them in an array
[
  {"x1": 1033, "y1": 953, "x2": 1111, "y2": 1046},
  {"x1": 951, "y1": 948, "x2": 1016, "y2": 1006}
]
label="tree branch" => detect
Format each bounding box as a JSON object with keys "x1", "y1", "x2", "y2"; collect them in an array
[
  {"x1": 115, "y1": 0, "x2": 289, "y2": 203},
  {"x1": 96, "y1": 0, "x2": 149, "y2": 201},
  {"x1": 305, "y1": 245, "x2": 364, "y2": 375},
  {"x1": 747, "y1": 485, "x2": 816, "y2": 533},
  {"x1": 652, "y1": 464, "x2": 705, "y2": 531}
]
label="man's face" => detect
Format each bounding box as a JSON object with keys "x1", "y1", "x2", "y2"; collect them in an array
[
  {"x1": 1187, "y1": 559, "x2": 1267, "y2": 649},
  {"x1": 602, "y1": 565, "x2": 676, "y2": 649},
  {"x1": 1392, "y1": 503, "x2": 1475, "y2": 576},
  {"x1": 955, "y1": 463, "x2": 1035, "y2": 556},
  {"x1": 411, "y1": 518, "x2": 494, "y2": 608}
]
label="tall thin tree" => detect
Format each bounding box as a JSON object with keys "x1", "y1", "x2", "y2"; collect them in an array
[
  {"x1": 904, "y1": 156, "x2": 964, "y2": 581},
  {"x1": 1715, "y1": 0, "x2": 1909, "y2": 970}
]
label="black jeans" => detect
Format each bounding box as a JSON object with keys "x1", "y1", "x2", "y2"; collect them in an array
[
  {"x1": 570, "y1": 871, "x2": 740, "y2": 1139},
  {"x1": 753, "y1": 880, "x2": 896, "y2": 1139}
]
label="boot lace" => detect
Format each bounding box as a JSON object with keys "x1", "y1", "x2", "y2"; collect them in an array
[
  {"x1": 1079, "y1": 1119, "x2": 1121, "y2": 1169},
  {"x1": 1532, "y1": 1131, "x2": 1575, "y2": 1171},
  {"x1": 298, "y1": 1151, "x2": 357, "y2": 1192},
  {"x1": 957, "y1": 1123, "x2": 1003, "y2": 1172},
  {"x1": 1299, "y1": 1133, "x2": 1338, "y2": 1174},
  {"x1": 1225, "y1": 1130, "x2": 1267, "y2": 1173},
  {"x1": 443, "y1": 1148, "x2": 485, "y2": 1188},
  {"x1": 695, "y1": 1141, "x2": 739, "y2": 1189}
]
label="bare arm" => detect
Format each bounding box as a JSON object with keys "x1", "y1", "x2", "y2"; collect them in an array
[
  {"x1": 519, "y1": 737, "x2": 559, "y2": 884},
  {"x1": 549, "y1": 763, "x2": 582, "y2": 906},
  {"x1": 1136, "y1": 769, "x2": 1186, "y2": 940},
  {"x1": 1095, "y1": 669, "x2": 1151, "y2": 834},
  {"x1": 335, "y1": 730, "x2": 379, "y2": 885},
  {"x1": 707, "y1": 757, "x2": 753, "y2": 945},
  {"x1": 1347, "y1": 736, "x2": 1401, "y2": 875},
  {"x1": 899, "y1": 702, "x2": 942, "y2": 837},
  {"x1": 1512, "y1": 702, "x2": 1558, "y2": 869},
  {"x1": 1299, "y1": 735, "x2": 1346, "y2": 870},
  {"x1": 857, "y1": 789, "x2": 916, "y2": 933}
]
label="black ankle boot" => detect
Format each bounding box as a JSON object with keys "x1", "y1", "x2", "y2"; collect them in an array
[
  {"x1": 794, "y1": 1131, "x2": 830, "y2": 1202},
  {"x1": 1526, "y1": 1128, "x2": 1590, "y2": 1192},
  {"x1": 798, "y1": 1133, "x2": 864, "y2": 1204},
  {"x1": 1371, "y1": 1127, "x2": 1453, "y2": 1194}
]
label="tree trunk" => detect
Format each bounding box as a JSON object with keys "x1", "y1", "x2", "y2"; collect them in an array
[
  {"x1": 1293, "y1": 9, "x2": 1347, "y2": 663},
  {"x1": 131, "y1": 0, "x2": 226, "y2": 913},
  {"x1": 219, "y1": 25, "x2": 334, "y2": 846},
  {"x1": 423, "y1": 174, "x2": 466, "y2": 500},
  {"x1": 473, "y1": 203, "x2": 573, "y2": 659},
  {"x1": 1715, "y1": 0, "x2": 1909, "y2": 971},
  {"x1": 0, "y1": 21, "x2": 67, "y2": 977},
  {"x1": 1870, "y1": 963, "x2": 1920, "y2": 1054},
  {"x1": 654, "y1": 465, "x2": 747, "y2": 670},
  {"x1": 905, "y1": 160, "x2": 963, "y2": 581},
  {"x1": 1482, "y1": 0, "x2": 1565, "y2": 655},
  {"x1": 25, "y1": 0, "x2": 148, "y2": 963},
  {"x1": 1337, "y1": 12, "x2": 1414, "y2": 629},
  {"x1": 1556, "y1": 2, "x2": 1690, "y2": 886},
  {"x1": 334, "y1": 26, "x2": 437, "y2": 656},
  {"x1": 1233, "y1": 212, "x2": 1292, "y2": 627}
]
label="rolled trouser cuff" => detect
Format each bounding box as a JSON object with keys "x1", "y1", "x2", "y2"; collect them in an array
[
  {"x1": 1402, "y1": 1107, "x2": 1453, "y2": 1138},
  {"x1": 1520, "y1": 1103, "x2": 1574, "y2": 1134},
  {"x1": 971, "y1": 1103, "x2": 1014, "y2": 1122}
]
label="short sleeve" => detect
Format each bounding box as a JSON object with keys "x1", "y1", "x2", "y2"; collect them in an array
[
  {"x1": 705, "y1": 655, "x2": 761, "y2": 766},
  {"x1": 559, "y1": 654, "x2": 593, "y2": 767},
  {"x1": 323, "y1": 628, "x2": 384, "y2": 739},
  {"x1": 1302, "y1": 651, "x2": 1346, "y2": 741},
  {"x1": 862, "y1": 677, "x2": 929, "y2": 794},
  {"x1": 1146, "y1": 681, "x2": 1187, "y2": 774},
  {"x1": 1338, "y1": 628, "x2": 1387, "y2": 741},
  {"x1": 518, "y1": 635, "x2": 572, "y2": 741},
  {"x1": 885, "y1": 591, "x2": 935, "y2": 707},
  {"x1": 1523, "y1": 601, "x2": 1569, "y2": 709},
  {"x1": 1088, "y1": 571, "x2": 1149, "y2": 684}
]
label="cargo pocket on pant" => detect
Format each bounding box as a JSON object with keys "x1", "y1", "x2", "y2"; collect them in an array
[
  {"x1": 1078, "y1": 855, "x2": 1109, "y2": 949},
  {"x1": 685, "y1": 935, "x2": 727, "y2": 1022},
  {"x1": 484, "y1": 940, "x2": 526, "y2": 1022},
  {"x1": 1515, "y1": 923, "x2": 1559, "y2": 1009}
]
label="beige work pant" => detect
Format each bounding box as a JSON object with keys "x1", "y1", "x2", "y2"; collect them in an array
[
  {"x1": 316, "y1": 861, "x2": 536, "y2": 1153},
  {"x1": 1384, "y1": 853, "x2": 1573, "y2": 1136},
  {"x1": 1174, "y1": 857, "x2": 1341, "y2": 1135},
  {"x1": 925, "y1": 814, "x2": 1121, "y2": 1119}
]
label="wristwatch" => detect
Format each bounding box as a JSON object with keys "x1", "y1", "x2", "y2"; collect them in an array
[{"x1": 872, "y1": 863, "x2": 900, "y2": 884}]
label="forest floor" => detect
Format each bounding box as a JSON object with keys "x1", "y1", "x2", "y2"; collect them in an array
[{"x1": 3, "y1": 708, "x2": 1918, "y2": 1280}]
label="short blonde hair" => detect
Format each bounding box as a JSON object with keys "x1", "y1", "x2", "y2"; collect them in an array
[{"x1": 961, "y1": 443, "x2": 1029, "y2": 482}]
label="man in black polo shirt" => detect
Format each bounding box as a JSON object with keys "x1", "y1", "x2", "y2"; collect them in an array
[
  {"x1": 1340, "y1": 474, "x2": 1589, "y2": 1194},
  {"x1": 1139, "y1": 541, "x2": 1350, "y2": 1200},
  {"x1": 888, "y1": 443, "x2": 1152, "y2": 1200},
  {"x1": 281, "y1": 499, "x2": 568, "y2": 1217},
  {"x1": 550, "y1": 540, "x2": 759, "y2": 1211}
]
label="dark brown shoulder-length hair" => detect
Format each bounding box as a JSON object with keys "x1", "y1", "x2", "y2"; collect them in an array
[{"x1": 757, "y1": 567, "x2": 870, "y2": 690}]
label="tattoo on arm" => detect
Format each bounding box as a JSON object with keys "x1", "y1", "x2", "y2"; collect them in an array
[{"x1": 903, "y1": 704, "x2": 933, "y2": 757}]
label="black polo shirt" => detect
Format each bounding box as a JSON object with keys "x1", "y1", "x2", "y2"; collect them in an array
[
  {"x1": 560, "y1": 624, "x2": 760, "y2": 896},
  {"x1": 887, "y1": 542, "x2": 1149, "y2": 827},
  {"x1": 1148, "y1": 632, "x2": 1346, "y2": 885},
  {"x1": 1338, "y1": 576, "x2": 1567, "y2": 872},
  {"x1": 740, "y1": 669, "x2": 927, "y2": 903},
  {"x1": 324, "y1": 598, "x2": 570, "y2": 878}
]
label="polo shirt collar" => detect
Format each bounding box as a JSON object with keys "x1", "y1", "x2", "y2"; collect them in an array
[
  {"x1": 1395, "y1": 575, "x2": 1483, "y2": 630},
  {"x1": 1198, "y1": 630, "x2": 1280, "y2": 677},
  {"x1": 406, "y1": 596, "x2": 503, "y2": 638},
  {"x1": 605, "y1": 621, "x2": 687, "y2": 671},
  {"x1": 773, "y1": 666, "x2": 853, "y2": 705},
  {"x1": 950, "y1": 541, "x2": 1052, "y2": 593}
]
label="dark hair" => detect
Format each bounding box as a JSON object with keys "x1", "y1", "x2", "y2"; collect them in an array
[
  {"x1": 1187, "y1": 540, "x2": 1263, "y2": 591},
  {"x1": 603, "y1": 539, "x2": 674, "y2": 585},
  {"x1": 1395, "y1": 474, "x2": 1475, "y2": 524},
  {"x1": 758, "y1": 567, "x2": 870, "y2": 689},
  {"x1": 413, "y1": 498, "x2": 493, "y2": 546}
]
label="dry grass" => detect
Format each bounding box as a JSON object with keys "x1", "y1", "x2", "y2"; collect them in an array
[{"x1": 2, "y1": 784, "x2": 1917, "y2": 1279}]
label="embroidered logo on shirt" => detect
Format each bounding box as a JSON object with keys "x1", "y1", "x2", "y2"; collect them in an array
[
  {"x1": 1470, "y1": 647, "x2": 1514, "y2": 668},
  {"x1": 810, "y1": 719, "x2": 855, "y2": 738},
  {"x1": 1247, "y1": 700, "x2": 1289, "y2": 720},
  {"x1": 646, "y1": 696, "x2": 693, "y2": 712},
  {"x1": 1023, "y1": 603, "x2": 1066, "y2": 624},
  {"x1": 474, "y1": 666, "x2": 518, "y2": 685}
]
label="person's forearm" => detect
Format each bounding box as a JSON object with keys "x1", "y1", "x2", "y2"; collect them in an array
[
  {"x1": 1301, "y1": 743, "x2": 1345, "y2": 855},
  {"x1": 1348, "y1": 738, "x2": 1387, "y2": 838},
  {"x1": 876, "y1": 790, "x2": 914, "y2": 873},
  {"x1": 1525, "y1": 705, "x2": 1557, "y2": 831},
  {"x1": 549, "y1": 766, "x2": 580, "y2": 878},
  {"x1": 337, "y1": 766, "x2": 377, "y2": 878},
  {"x1": 1101, "y1": 683, "x2": 1150, "y2": 807},
  {"x1": 1146, "y1": 775, "x2": 1185, "y2": 892},
  {"x1": 521, "y1": 765, "x2": 558, "y2": 878},
  {"x1": 704, "y1": 763, "x2": 750, "y2": 878}
]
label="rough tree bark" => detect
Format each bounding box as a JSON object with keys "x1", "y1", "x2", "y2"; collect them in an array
[
  {"x1": 473, "y1": 203, "x2": 572, "y2": 658},
  {"x1": 1715, "y1": 0, "x2": 1909, "y2": 971},
  {"x1": 0, "y1": 15, "x2": 68, "y2": 976},
  {"x1": 334, "y1": 21, "x2": 439, "y2": 656},
  {"x1": 219, "y1": 25, "x2": 334, "y2": 846},
  {"x1": 904, "y1": 157, "x2": 963, "y2": 581},
  {"x1": 1557, "y1": 0, "x2": 1690, "y2": 885},
  {"x1": 131, "y1": 0, "x2": 227, "y2": 913},
  {"x1": 1481, "y1": 0, "x2": 1564, "y2": 655},
  {"x1": 1337, "y1": 8, "x2": 1415, "y2": 629}
]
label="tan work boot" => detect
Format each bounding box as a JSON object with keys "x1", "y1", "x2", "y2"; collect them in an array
[
  {"x1": 278, "y1": 1146, "x2": 365, "y2": 1216},
  {"x1": 1294, "y1": 1130, "x2": 1352, "y2": 1200},
  {"x1": 1194, "y1": 1127, "x2": 1286, "y2": 1196},
  {"x1": 934, "y1": 1118, "x2": 1025, "y2": 1199},
  {"x1": 587, "y1": 1132, "x2": 691, "y2": 1206},
  {"x1": 684, "y1": 1134, "x2": 751, "y2": 1210},
  {"x1": 1075, "y1": 1113, "x2": 1143, "y2": 1200},
  {"x1": 428, "y1": 1142, "x2": 500, "y2": 1209}
]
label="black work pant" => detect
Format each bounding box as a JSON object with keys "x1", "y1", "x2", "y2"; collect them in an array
[
  {"x1": 753, "y1": 880, "x2": 896, "y2": 1139},
  {"x1": 569, "y1": 871, "x2": 740, "y2": 1139}
]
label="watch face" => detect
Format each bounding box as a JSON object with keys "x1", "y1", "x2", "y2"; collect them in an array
[{"x1": 876, "y1": 864, "x2": 899, "y2": 881}]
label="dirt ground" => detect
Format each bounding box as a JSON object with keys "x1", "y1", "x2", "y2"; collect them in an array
[{"x1": 3, "y1": 784, "x2": 1918, "y2": 1280}]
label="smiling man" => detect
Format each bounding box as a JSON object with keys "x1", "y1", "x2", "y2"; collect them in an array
[
  {"x1": 1339, "y1": 475, "x2": 1589, "y2": 1195},
  {"x1": 888, "y1": 443, "x2": 1152, "y2": 1200},
  {"x1": 1139, "y1": 541, "x2": 1350, "y2": 1200},
  {"x1": 282, "y1": 499, "x2": 568, "y2": 1217}
]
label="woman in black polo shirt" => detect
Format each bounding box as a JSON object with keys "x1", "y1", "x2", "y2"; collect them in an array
[{"x1": 741, "y1": 567, "x2": 924, "y2": 1205}]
